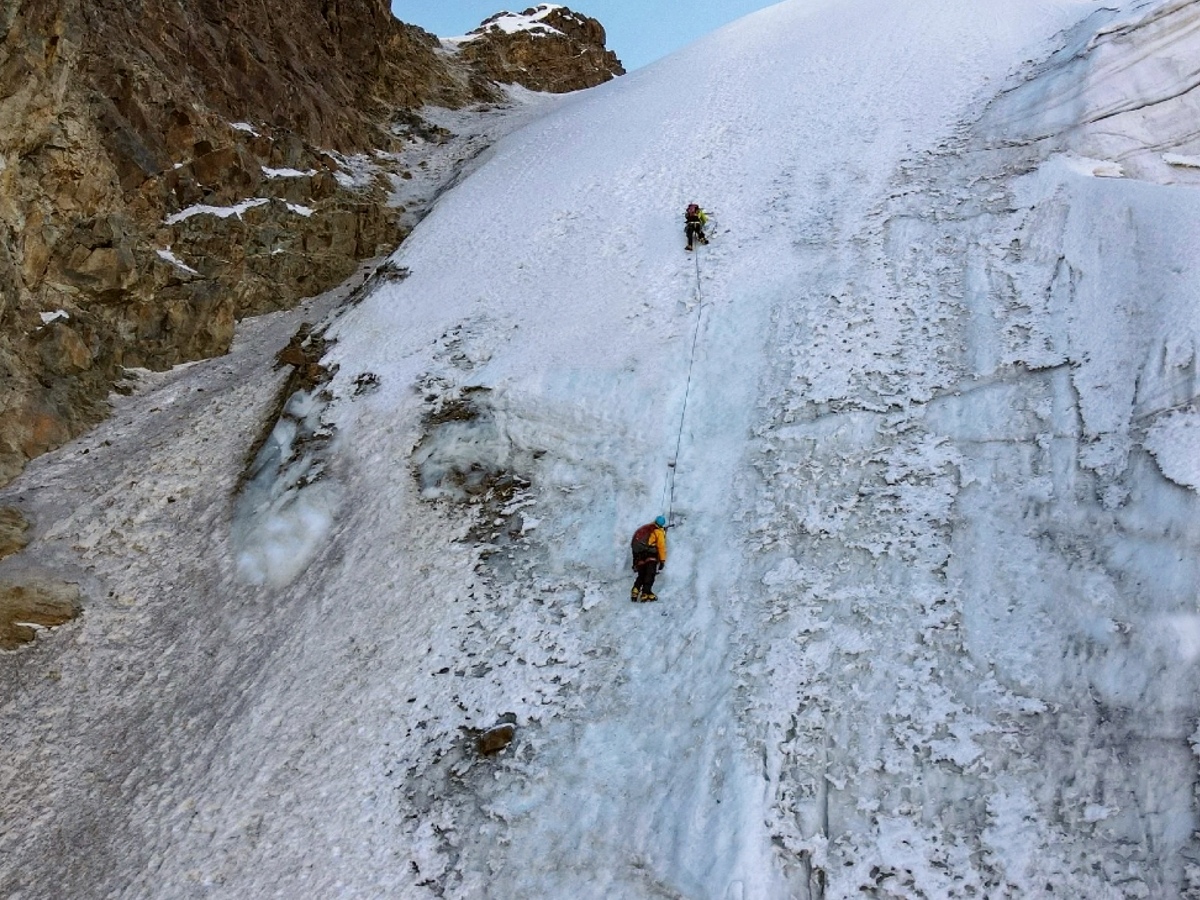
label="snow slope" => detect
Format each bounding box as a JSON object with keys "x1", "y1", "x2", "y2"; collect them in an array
[{"x1": 3, "y1": 0, "x2": 1199, "y2": 897}]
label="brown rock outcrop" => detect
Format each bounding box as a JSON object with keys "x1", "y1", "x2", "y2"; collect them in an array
[
  {"x1": 0, "y1": 507, "x2": 29, "y2": 560},
  {"x1": 454, "y1": 5, "x2": 625, "y2": 93},
  {"x1": 0, "y1": 573, "x2": 82, "y2": 649}
]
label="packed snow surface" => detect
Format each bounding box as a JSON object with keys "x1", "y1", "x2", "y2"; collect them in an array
[
  {"x1": 155, "y1": 247, "x2": 200, "y2": 275},
  {"x1": 3, "y1": 0, "x2": 1199, "y2": 898},
  {"x1": 163, "y1": 197, "x2": 269, "y2": 224},
  {"x1": 262, "y1": 166, "x2": 318, "y2": 178}
]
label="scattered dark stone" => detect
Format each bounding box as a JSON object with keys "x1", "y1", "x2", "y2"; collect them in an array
[
  {"x1": 477, "y1": 722, "x2": 516, "y2": 756},
  {"x1": 274, "y1": 323, "x2": 329, "y2": 391},
  {"x1": 345, "y1": 260, "x2": 411, "y2": 306},
  {"x1": 424, "y1": 395, "x2": 483, "y2": 427},
  {"x1": 352, "y1": 372, "x2": 381, "y2": 395}
]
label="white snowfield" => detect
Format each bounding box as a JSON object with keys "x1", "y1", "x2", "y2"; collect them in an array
[{"x1": 3, "y1": 0, "x2": 1199, "y2": 898}]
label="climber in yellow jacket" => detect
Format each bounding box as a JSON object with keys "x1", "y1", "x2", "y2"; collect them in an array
[
  {"x1": 630, "y1": 516, "x2": 668, "y2": 602},
  {"x1": 684, "y1": 203, "x2": 709, "y2": 251}
]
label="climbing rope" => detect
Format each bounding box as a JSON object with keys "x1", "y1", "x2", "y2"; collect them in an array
[
  {"x1": 652, "y1": 225, "x2": 1195, "y2": 528},
  {"x1": 652, "y1": 211, "x2": 1194, "y2": 525},
  {"x1": 661, "y1": 246, "x2": 708, "y2": 525}
]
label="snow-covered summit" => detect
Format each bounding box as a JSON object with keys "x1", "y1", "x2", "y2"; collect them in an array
[
  {"x1": 447, "y1": 4, "x2": 570, "y2": 44},
  {"x1": 443, "y1": 4, "x2": 623, "y2": 92}
]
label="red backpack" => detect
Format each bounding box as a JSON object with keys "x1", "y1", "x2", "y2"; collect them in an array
[{"x1": 631, "y1": 523, "x2": 657, "y2": 560}]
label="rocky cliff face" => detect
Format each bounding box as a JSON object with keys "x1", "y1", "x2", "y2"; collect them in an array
[
  {"x1": 453, "y1": 5, "x2": 625, "y2": 93},
  {"x1": 0, "y1": 0, "x2": 620, "y2": 488}
]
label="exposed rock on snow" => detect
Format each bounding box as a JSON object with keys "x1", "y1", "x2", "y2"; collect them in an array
[
  {"x1": 233, "y1": 324, "x2": 339, "y2": 589},
  {"x1": 0, "y1": 508, "x2": 30, "y2": 560},
  {"x1": 476, "y1": 721, "x2": 517, "y2": 755},
  {"x1": 0, "y1": 572, "x2": 81, "y2": 649}
]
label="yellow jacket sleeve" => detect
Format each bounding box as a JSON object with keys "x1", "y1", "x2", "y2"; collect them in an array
[{"x1": 651, "y1": 527, "x2": 667, "y2": 562}]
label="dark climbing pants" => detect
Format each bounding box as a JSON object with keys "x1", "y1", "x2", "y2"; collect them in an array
[
  {"x1": 633, "y1": 558, "x2": 659, "y2": 595},
  {"x1": 686, "y1": 221, "x2": 707, "y2": 246}
]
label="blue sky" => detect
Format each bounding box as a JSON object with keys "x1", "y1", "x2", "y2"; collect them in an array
[{"x1": 390, "y1": 1, "x2": 784, "y2": 70}]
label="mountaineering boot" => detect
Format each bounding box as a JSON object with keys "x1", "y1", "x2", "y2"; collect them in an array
[
  {"x1": 631, "y1": 586, "x2": 641, "y2": 601},
  {"x1": 639, "y1": 592, "x2": 658, "y2": 603},
  {"x1": 685, "y1": 244, "x2": 693, "y2": 252}
]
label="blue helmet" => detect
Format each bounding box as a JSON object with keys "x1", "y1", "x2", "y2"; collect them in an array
[{"x1": 655, "y1": 515, "x2": 667, "y2": 527}]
